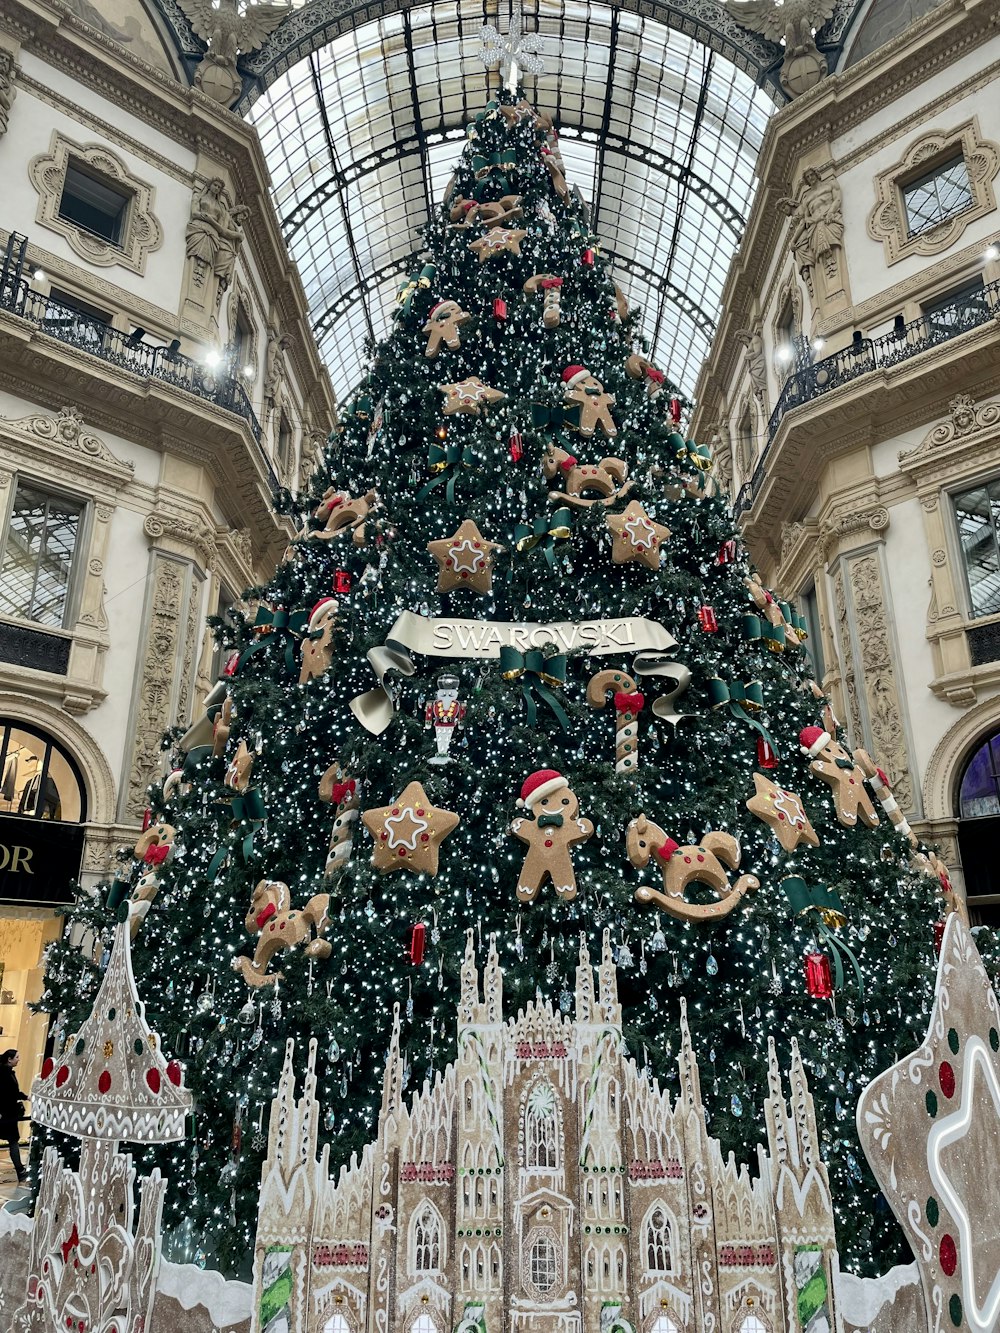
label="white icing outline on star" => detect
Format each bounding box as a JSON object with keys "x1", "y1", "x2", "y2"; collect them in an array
[
  {"x1": 383, "y1": 807, "x2": 429, "y2": 852},
  {"x1": 449, "y1": 538, "x2": 486, "y2": 573},
  {"x1": 928, "y1": 1035, "x2": 1000, "y2": 1332},
  {"x1": 623, "y1": 512, "x2": 657, "y2": 549},
  {"x1": 773, "y1": 788, "x2": 806, "y2": 828}
]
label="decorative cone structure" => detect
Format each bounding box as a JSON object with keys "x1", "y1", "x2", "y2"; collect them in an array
[{"x1": 12, "y1": 916, "x2": 191, "y2": 1333}]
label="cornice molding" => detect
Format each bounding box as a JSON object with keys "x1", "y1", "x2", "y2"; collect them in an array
[
  {"x1": 0, "y1": 403, "x2": 134, "y2": 490},
  {"x1": 899, "y1": 392, "x2": 1000, "y2": 474}
]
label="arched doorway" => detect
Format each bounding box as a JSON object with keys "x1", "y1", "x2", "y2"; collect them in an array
[
  {"x1": 0, "y1": 718, "x2": 88, "y2": 1098},
  {"x1": 956, "y1": 731, "x2": 1000, "y2": 927}
]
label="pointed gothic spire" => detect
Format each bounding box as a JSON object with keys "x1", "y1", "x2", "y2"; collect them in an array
[
  {"x1": 599, "y1": 928, "x2": 621, "y2": 1026},
  {"x1": 575, "y1": 931, "x2": 595, "y2": 1023},
  {"x1": 676, "y1": 997, "x2": 703, "y2": 1110},
  {"x1": 380, "y1": 1001, "x2": 404, "y2": 1125},
  {"x1": 484, "y1": 932, "x2": 503, "y2": 1023},
  {"x1": 460, "y1": 928, "x2": 479, "y2": 1022}
]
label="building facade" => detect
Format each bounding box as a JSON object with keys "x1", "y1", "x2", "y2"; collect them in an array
[
  {"x1": 252, "y1": 933, "x2": 841, "y2": 1333},
  {"x1": 691, "y1": 0, "x2": 1000, "y2": 925},
  {"x1": 0, "y1": 0, "x2": 336, "y2": 1086}
]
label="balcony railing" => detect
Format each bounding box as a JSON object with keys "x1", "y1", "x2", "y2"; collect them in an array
[
  {"x1": 0, "y1": 233, "x2": 279, "y2": 495},
  {"x1": 735, "y1": 277, "x2": 1000, "y2": 517}
]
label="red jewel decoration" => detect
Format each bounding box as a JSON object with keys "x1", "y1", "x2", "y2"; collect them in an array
[
  {"x1": 933, "y1": 919, "x2": 946, "y2": 956},
  {"x1": 98, "y1": 1070, "x2": 111, "y2": 1095},
  {"x1": 581, "y1": 248, "x2": 595, "y2": 266},
  {"x1": 717, "y1": 538, "x2": 739, "y2": 565},
  {"x1": 939, "y1": 1234, "x2": 958, "y2": 1277},
  {"x1": 669, "y1": 397, "x2": 682, "y2": 424},
  {"x1": 757, "y1": 737, "x2": 778, "y2": 770},
  {"x1": 493, "y1": 297, "x2": 508, "y2": 321},
  {"x1": 408, "y1": 923, "x2": 426, "y2": 965},
  {"x1": 41, "y1": 1058, "x2": 53, "y2": 1079},
  {"x1": 804, "y1": 951, "x2": 833, "y2": 999},
  {"x1": 333, "y1": 570, "x2": 352, "y2": 595},
  {"x1": 222, "y1": 650, "x2": 241, "y2": 678},
  {"x1": 146, "y1": 1068, "x2": 161, "y2": 1094},
  {"x1": 141, "y1": 807, "x2": 152, "y2": 832},
  {"x1": 166, "y1": 1059, "x2": 182, "y2": 1087},
  {"x1": 939, "y1": 1061, "x2": 956, "y2": 1098},
  {"x1": 697, "y1": 605, "x2": 718, "y2": 633},
  {"x1": 509, "y1": 429, "x2": 524, "y2": 462},
  {"x1": 55, "y1": 1064, "x2": 70, "y2": 1088}
]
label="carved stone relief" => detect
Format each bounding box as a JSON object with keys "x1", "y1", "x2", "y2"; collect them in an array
[
  {"x1": 831, "y1": 564, "x2": 865, "y2": 747},
  {"x1": 868, "y1": 119, "x2": 1000, "y2": 266},
  {"x1": 735, "y1": 328, "x2": 768, "y2": 410},
  {"x1": 778, "y1": 166, "x2": 848, "y2": 317},
  {"x1": 0, "y1": 48, "x2": 17, "y2": 137},
  {"x1": 183, "y1": 177, "x2": 249, "y2": 332},
  {"x1": 264, "y1": 325, "x2": 292, "y2": 412},
  {"x1": 28, "y1": 134, "x2": 162, "y2": 274}
]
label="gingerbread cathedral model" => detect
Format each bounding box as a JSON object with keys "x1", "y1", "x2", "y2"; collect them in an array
[{"x1": 251, "y1": 931, "x2": 841, "y2": 1333}]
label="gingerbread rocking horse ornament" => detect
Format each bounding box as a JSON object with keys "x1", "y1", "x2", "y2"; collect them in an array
[
  {"x1": 232, "y1": 879, "x2": 332, "y2": 987},
  {"x1": 625, "y1": 820, "x2": 759, "y2": 922}
]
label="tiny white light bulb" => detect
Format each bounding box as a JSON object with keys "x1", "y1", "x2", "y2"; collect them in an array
[
  {"x1": 243, "y1": 363, "x2": 255, "y2": 378},
  {"x1": 986, "y1": 244, "x2": 1000, "y2": 261},
  {"x1": 32, "y1": 268, "x2": 46, "y2": 282},
  {"x1": 204, "y1": 349, "x2": 222, "y2": 368},
  {"x1": 812, "y1": 337, "x2": 825, "y2": 353}
]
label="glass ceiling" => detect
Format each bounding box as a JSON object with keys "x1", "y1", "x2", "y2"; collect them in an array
[{"x1": 247, "y1": 0, "x2": 775, "y2": 404}]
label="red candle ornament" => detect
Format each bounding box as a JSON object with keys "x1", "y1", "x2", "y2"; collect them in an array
[
  {"x1": 408, "y1": 923, "x2": 426, "y2": 965},
  {"x1": 669, "y1": 397, "x2": 682, "y2": 424},
  {"x1": 493, "y1": 297, "x2": 508, "y2": 321},
  {"x1": 141, "y1": 807, "x2": 152, "y2": 832},
  {"x1": 697, "y1": 605, "x2": 718, "y2": 633},
  {"x1": 509, "y1": 429, "x2": 524, "y2": 462},
  {"x1": 581, "y1": 248, "x2": 595, "y2": 266},
  {"x1": 804, "y1": 951, "x2": 833, "y2": 999},
  {"x1": 333, "y1": 570, "x2": 352, "y2": 595},
  {"x1": 718, "y1": 538, "x2": 739, "y2": 565},
  {"x1": 223, "y1": 650, "x2": 241, "y2": 678},
  {"x1": 756, "y1": 737, "x2": 778, "y2": 770},
  {"x1": 933, "y1": 919, "x2": 946, "y2": 956}
]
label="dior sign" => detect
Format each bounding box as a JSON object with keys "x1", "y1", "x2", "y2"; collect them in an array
[{"x1": 0, "y1": 817, "x2": 84, "y2": 906}]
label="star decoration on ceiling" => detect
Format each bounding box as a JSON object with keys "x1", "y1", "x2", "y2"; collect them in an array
[
  {"x1": 439, "y1": 377, "x2": 507, "y2": 416},
  {"x1": 469, "y1": 228, "x2": 528, "y2": 262},
  {"x1": 427, "y1": 519, "x2": 502, "y2": 594},
  {"x1": 606, "y1": 500, "x2": 671, "y2": 570},
  {"x1": 362, "y1": 781, "x2": 460, "y2": 876},
  {"x1": 745, "y1": 772, "x2": 820, "y2": 851}
]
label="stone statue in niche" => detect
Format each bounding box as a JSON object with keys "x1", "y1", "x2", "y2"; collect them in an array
[
  {"x1": 724, "y1": 0, "x2": 835, "y2": 97},
  {"x1": 0, "y1": 50, "x2": 17, "y2": 137},
  {"x1": 179, "y1": 0, "x2": 289, "y2": 107},
  {"x1": 264, "y1": 326, "x2": 293, "y2": 410},
  {"x1": 736, "y1": 327, "x2": 768, "y2": 406},
  {"x1": 779, "y1": 168, "x2": 845, "y2": 307},
  {"x1": 184, "y1": 179, "x2": 249, "y2": 325}
]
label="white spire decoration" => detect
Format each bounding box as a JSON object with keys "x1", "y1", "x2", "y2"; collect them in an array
[{"x1": 479, "y1": 0, "x2": 544, "y2": 92}]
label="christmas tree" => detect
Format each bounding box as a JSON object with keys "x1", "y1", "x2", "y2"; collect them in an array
[{"x1": 39, "y1": 87, "x2": 971, "y2": 1279}]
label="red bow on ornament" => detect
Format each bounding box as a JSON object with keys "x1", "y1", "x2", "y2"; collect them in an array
[
  {"x1": 655, "y1": 837, "x2": 680, "y2": 861},
  {"x1": 540, "y1": 277, "x2": 563, "y2": 291},
  {"x1": 144, "y1": 844, "x2": 170, "y2": 867},
  {"x1": 614, "y1": 691, "x2": 645, "y2": 713},
  {"x1": 560, "y1": 455, "x2": 577, "y2": 472},
  {"x1": 255, "y1": 902, "x2": 277, "y2": 930},
  {"x1": 330, "y1": 780, "x2": 356, "y2": 805},
  {"x1": 647, "y1": 367, "x2": 665, "y2": 386}
]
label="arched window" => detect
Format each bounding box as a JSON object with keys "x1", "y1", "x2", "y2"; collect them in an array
[
  {"x1": 525, "y1": 1082, "x2": 559, "y2": 1169},
  {"x1": 650, "y1": 1317, "x2": 680, "y2": 1333},
  {"x1": 0, "y1": 721, "x2": 86, "y2": 822},
  {"x1": 645, "y1": 1206, "x2": 671, "y2": 1272},
  {"x1": 736, "y1": 1316, "x2": 767, "y2": 1333},
  {"x1": 959, "y1": 734, "x2": 1000, "y2": 818},
  {"x1": 413, "y1": 1202, "x2": 441, "y2": 1272},
  {"x1": 529, "y1": 1232, "x2": 558, "y2": 1292},
  {"x1": 956, "y1": 733, "x2": 1000, "y2": 923},
  {"x1": 411, "y1": 1316, "x2": 437, "y2": 1333},
  {"x1": 322, "y1": 1316, "x2": 351, "y2": 1333}
]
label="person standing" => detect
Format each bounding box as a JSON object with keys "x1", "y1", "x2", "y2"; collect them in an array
[{"x1": 0, "y1": 1049, "x2": 27, "y2": 1182}]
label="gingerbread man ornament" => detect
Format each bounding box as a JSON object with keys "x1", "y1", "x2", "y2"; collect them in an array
[
  {"x1": 299, "y1": 597, "x2": 339, "y2": 683},
  {"x1": 422, "y1": 300, "x2": 471, "y2": 357},
  {"x1": 562, "y1": 365, "x2": 617, "y2": 438},
  {"x1": 800, "y1": 725, "x2": 879, "y2": 829},
  {"x1": 510, "y1": 769, "x2": 594, "y2": 903}
]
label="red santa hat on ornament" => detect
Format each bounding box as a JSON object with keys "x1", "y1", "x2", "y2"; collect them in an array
[
  {"x1": 518, "y1": 769, "x2": 568, "y2": 810},
  {"x1": 799, "y1": 725, "x2": 831, "y2": 759},
  {"x1": 308, "y1": 597, "x2": 338, "y2": 628},
  {"x1": 562, "y1": 365, "x2": 590, "y2": 392}
]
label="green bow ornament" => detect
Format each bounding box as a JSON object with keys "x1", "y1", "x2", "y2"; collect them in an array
[
  {"x1": 530, "y1": 401, "x2": 582, "y2": 437},
  {"x1": 238, "y1": 606, "x2": 310, "y2": 674},
  {"x1": 707, "y1": 676, "x2": 775, "y2": 750},
  {"x1": 418, "y1": 439, "x2": 476, "y2": 502},
  {"x1": 395, "y1": 263, "x2": 437, "y2": 316},
  {"x1": 500, "y1": 645, "x2": 569, "y2": 729},
  {"x1": 514, "y1": 508, "x2": 572, "y2": 566},
  {"x1": 782, "y1": 876, "x2": 864, "y2": 995}
]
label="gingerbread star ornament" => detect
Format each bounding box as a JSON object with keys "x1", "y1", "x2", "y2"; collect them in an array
[
  {"x1": 362, "y1": 781, "x2": 460, "y2": 876},
  {"x1": 800, "y1": 725, "x2": 879, "y2": 828},
  {"x1": 468, "y1": 228, "x2": 527, "y2": 262},
  {"x1": 439, "y1": 377, "x2": 507, "y2": 416},
  {"x1": 745, "y1": 772, "x2": 820, "y2": 851},
  {"x1": 607, "y1": 501, "x2": 670, "y2": 570},
  {"x1": 427, "y1": 519, "x2": 502, "y2": 594}
]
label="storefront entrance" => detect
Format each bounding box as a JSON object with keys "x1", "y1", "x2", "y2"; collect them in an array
[
  {"x1": 956, "y1": 730, "x2": 1000, "y2": 928},
  {"x1": 0, "y1": 719, "x2": 86, "y2": 1087}
]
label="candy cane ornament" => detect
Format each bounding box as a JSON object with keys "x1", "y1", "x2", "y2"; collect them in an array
[
  {"x1": 319, "y1": 763, "x2": 361, "y2": 880},
  {"x1": 853, "y1": 749, "x2": 911, "y2": 837},
  {"x1": 587, "y1": 669, "x2": 644, "y2": 773}
]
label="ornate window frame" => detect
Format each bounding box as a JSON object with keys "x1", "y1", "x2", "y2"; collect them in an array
[
  {"x1": 868, "y1": 119, "x2": 1000, "y2": 266},
  {"x1": 409, "y1": 1200, "x2": 445, "y2": 1275},
  {"x1": 642, "y1": 1200, "x2": 675, "y2": 1274},
  {"x1": 0, "y1": 407, "x2": 133, "y2": 715},
  {"x1": 769, "y1": 275, "x2": 803, "y2": 385},
  {"x1": 28, "y1": 133, "x2": 163, "y2": 274}
]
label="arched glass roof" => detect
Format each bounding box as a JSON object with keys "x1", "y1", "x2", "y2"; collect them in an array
[{"x1": 246, "y1": 0, "x2": 776, "y2": 402}]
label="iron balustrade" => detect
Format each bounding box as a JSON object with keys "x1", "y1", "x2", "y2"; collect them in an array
[
  {"x1": 734, "y1": 277, "x2": 1000, "y2": 516},
  {"x1": 0, "y1": 259, "x2": 280, "y2": 496}
]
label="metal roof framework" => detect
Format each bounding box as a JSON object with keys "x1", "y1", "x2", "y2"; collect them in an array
[{"x1": 244, "y1": 0, "x2": 778, "y2": 401}]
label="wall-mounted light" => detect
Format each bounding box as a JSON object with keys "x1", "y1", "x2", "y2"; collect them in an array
[
  {"x1": 32, "y1": 268, "x2": 46, "y2": 282},
  {"x1": 986, "y1": 244, "x2": 1000, "y2": 261},
  {"x1": 775, "y1": 345, "x2": 794, "y2": 364},
  {"x1": 242, "y1": 363, "x2": 255, "y2": 379},
  {"x1": 812, "y1": 338, "x2": 825, "y2": 353},
  {"x1": 204, "y1": 349, "x2": 222, "y2": 368}
]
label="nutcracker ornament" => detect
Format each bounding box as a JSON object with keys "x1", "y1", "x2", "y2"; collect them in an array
[{"x1": 425, "y1": 673, "x2": 466, "y2": 764}]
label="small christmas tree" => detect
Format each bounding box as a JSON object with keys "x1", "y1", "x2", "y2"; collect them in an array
[{"x1": 40, "y1": 88, "x2": 972, "y2": 1277}]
